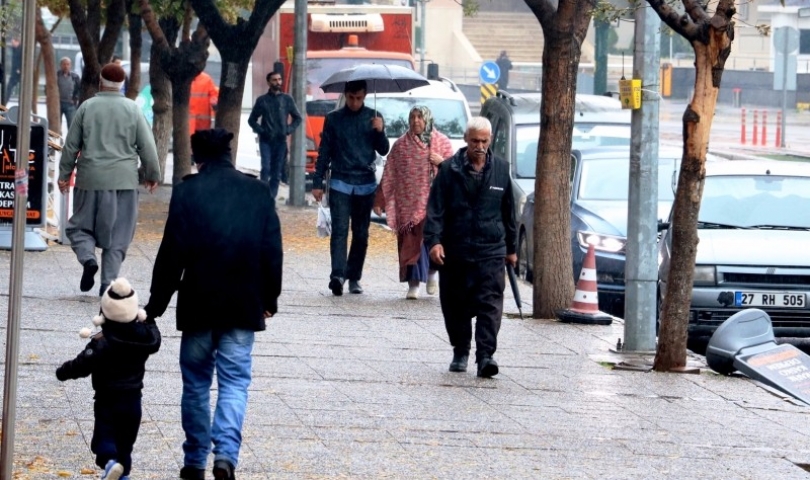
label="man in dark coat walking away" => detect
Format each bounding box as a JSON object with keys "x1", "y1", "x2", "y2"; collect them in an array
[
  {"x1": 144, "y1": 128, "x2": 283, "y2": 480},
  {"x1": 424, "y1": 116, "x2": 517, "y2": 378},
  {"x1": 311, "y1": 80, "x2": 390, "y2": 296}
]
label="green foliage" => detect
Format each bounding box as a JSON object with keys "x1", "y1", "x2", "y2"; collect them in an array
[{"x1": 0, "y1": 0, "x2": 21, "y2": 42}]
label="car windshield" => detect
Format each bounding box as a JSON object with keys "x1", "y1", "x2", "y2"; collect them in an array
[
  {"x1": 372, "y1": 97, "x2": 468, "y2": 140},
  {"x1": 699, "y1": 175, "x2": 810, "y2": 229},
  {"x1": 515, "y1": 124, "x2": 631, "y2": 178},
  {"x1": 577, "y1": 157, "x2": 678, "y2": 201},
  {"x1": 306, "y1": 59, "x2": 414, "y2": 100}
]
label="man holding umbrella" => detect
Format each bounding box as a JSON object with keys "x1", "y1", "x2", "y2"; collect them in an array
[{"x1": 312, "y1": 80, "x2": 389, "y2": 296}]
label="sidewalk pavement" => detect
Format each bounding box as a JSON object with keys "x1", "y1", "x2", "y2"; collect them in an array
[{"x1": 1, "y1": 185, "x2": 810, "y2": 480}]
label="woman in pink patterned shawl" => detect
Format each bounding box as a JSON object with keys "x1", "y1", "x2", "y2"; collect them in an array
[{"x1": 374, "y1": 106, "x2": 455, "y2": 299}]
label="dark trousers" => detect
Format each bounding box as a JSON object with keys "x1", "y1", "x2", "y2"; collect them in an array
[
  {"x1": 91, "y1": 390, "x2": 142, "y2": 476},
  {"x1": 439, "y1": 256, "x2": 506, "y2": 362},
  {"x1": 328, "y1": 188, "x2": 374, "y2": 281},
  {"x1": 259, "y1": 138, "x2": 288, "y2": 199},
  {"x1": 60, "y1": 101, "x2": 76, "y2": 130}
]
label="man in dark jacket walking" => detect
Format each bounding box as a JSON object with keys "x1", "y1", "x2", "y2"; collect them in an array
[
  {"x1": 248, "y1": 71, "x2": 302, "y2": 200},
  {"x1": 144, "y1": 128, "x2": 283, "y2": 480},
  {"x1": 312, "y1": 80, "x2": 389, "y2": 296},
  {"x1": 424, "y1": 116, "x2": 517, "y2": 378}
]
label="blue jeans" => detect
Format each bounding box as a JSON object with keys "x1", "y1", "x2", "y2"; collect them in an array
[
  {"x1": 60, "y1": 101, "x2": 76, "y2": 130},
  {"x1": 328, "y1": 188, "x2": 375, "y2": 281},
  {"x1": 259, "y1": 138, "x2": 288, "y2": 199},
  {"x1": 179, "y1": 328, "x2": 255, "y2": 470}
]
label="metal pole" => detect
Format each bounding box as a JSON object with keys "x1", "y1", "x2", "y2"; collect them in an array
[
  {"x1": 623, "y1": 4, "x2": 660, "y2": 353},
  {"x1": 288, "y1": 0, "x2": 308, "y2": 206},
  {"x1": 0, "y1": 1, "x2": 36, "y2": 478},
  {"x1": 781, "y1": 32, "x2": 788, "y2": 149},
  {"x1": 419, "y1": 0, "x2": 426, "y2": 77}
]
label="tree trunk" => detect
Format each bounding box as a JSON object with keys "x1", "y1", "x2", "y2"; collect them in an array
[
  {"x1": 654, "y1": 37, "x2": 731, "y2": 371},
  {"x1": 525, "y1": 0, "x2": 594, "y2": 318},
  {"x1": 69, "y1": 0, "x2": 127, "y2": 102},
  {"x1": 214, "y1": 58, "x2": 249, "y2": 158},
  {"x1": 35, "y1": 8, "x2": 61, "y2": 132},
  {"x1": 126, "y1": 2, "x2": 143, "y2": 100},
  {"x1": 171, "y1": 78, "x2": 192, "y2": 184},
  {"x1": 150, "y1": 45, "x2": 172, "y2": 184}
]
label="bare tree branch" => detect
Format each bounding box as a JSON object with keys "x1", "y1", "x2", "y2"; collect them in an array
[{"x1": 647, "y1": 0, "x2": 700, "y2": 40}]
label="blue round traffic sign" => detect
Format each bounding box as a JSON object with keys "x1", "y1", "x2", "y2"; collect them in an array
[{"x1": 479, "y1": 61, "x2": 501, "y2": 84}]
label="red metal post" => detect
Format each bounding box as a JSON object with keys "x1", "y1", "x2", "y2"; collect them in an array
[
  {"x1": 753, "y1": 110, "x2": 758, "y2": 146},
  {"x1": 741, "y1": 108, "x2": 746, "y2": 145},
  {"x1": 776, "y1": 111, "x2": 782, "y2": 148},
  {"x1": 762, "y1": 111, "x2": 767, "y2": 147}
]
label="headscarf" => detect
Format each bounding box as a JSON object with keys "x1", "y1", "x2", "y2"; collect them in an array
[{"x1": 410, "y1": 105, "x2": 434, "y2": 146}]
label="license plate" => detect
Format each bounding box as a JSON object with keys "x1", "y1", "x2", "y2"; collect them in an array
[{"x1": 735, "y1": 292, "x2": 806, "y2": 308}]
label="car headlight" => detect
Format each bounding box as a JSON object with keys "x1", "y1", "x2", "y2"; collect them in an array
[
  {"x1": 306, "y1": 137, "x2": 316, "y2": 151},
  {"x1": 577, "y1": 231, "x2": 626, "y2": 253},
  {"x1": 693, "y1": 266, "x2": 716, "y2": 286}
]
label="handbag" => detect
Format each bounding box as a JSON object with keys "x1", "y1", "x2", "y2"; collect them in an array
[{"x1": 316, "y1": 200, "x2": 331, "y2": 238}]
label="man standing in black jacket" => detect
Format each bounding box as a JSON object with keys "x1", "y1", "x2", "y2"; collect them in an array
[
  {"x1": 312, "y1": 80, "x2": 389, "y2": 296},
  {"x1": 144, "y1": 129, "x2": 283, "y2": 480},
  {"x1": 424, "y1": 116, "x2": 517, "y2": 378},
  {"x1": 248, "y1": 71, "x2": 302, "y2": 200}
]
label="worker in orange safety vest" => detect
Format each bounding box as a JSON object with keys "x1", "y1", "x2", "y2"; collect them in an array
[{"x1": 189, "y1": 72, "x2": 219, "y2": 135}]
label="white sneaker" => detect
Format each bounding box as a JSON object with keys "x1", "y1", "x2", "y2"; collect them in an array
[
  {"x1": 426, "y1": 279, "x2": 438, "y2": 295},
  {"x1": 406, "y1": 286, "x2": 419, "y2": 299}
]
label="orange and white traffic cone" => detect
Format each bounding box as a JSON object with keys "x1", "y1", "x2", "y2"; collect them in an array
[{"x1": 555, "y1": 244, "x2": 613, "y2": 325}]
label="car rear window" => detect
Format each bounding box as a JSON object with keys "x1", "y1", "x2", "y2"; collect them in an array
[
  {"x1": 373, "y1": 97, "x2": 468, "y2": 140},
  {"x1": 577, "y1": 157, "x2": 678, "y2": 201}
]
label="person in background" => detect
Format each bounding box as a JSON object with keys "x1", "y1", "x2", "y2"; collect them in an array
[
  {"x1": 248, "y1": 71, "x2": 302, "y2": 200},
  {"x1": 111, "y1": 55, "x2": 129, "y2": 95},
  {"x1": 57, "y1": 56, "x2": 81, "y2": 130},
  {"x1": 58, "y1": 63, "x2": 161, "y2": 296},
  {"x1": 189, "y1": 71, "x2": 219, "y2": 136},
  {"x1": 374, "y1": 105, "x2": 454, "y2": 300},
  {"x1": 312, "y1": 80, "x2": 389, "y2": 296},
  {"x1": 495, "y1": 50, "x2": 513, "y2": 91},
  {"x1": 424, "y1": 116, "x2": 517, "y2": 378},
  {"x1": 144, "y1": 128, "x2": 283, "y2": 480},
  {"x1": 3, "y1": 37, "x2": 22, "y2": 104}
]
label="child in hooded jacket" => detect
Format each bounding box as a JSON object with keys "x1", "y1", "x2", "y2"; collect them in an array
[{"x1": 56, "y1": 277, "x2": 161, "y2": 480}]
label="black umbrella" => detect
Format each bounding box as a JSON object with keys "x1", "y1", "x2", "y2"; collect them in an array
[
  {"x1": 506, "y1": 264, "x2": 524, "y2": 319},
  {"x1": 320, "y1": 64, "x2": 430, "y2": 116},
  {"x1": 320, "y1": 63, "x2": 430, "y2": 94}
]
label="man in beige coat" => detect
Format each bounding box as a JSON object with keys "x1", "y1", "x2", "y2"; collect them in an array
[{"x1": 58, "y1": 62, "x2": 161, "y2": 295}]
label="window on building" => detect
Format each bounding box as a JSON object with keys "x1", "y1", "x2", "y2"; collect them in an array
[{"x1": 801, "y1": 29, "x2": 810, "y2": 55}]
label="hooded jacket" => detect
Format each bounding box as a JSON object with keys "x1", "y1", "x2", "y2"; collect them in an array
[
  {"x1": 424, "y1": 147, "x2": 517, "y2": 262},
  {"x1": 56, "y1": 319, "x2": 161, "y2": 392}
]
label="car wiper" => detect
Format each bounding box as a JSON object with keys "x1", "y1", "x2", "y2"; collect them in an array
[
  {"x1": 696, "y1": 221, "x2": 750, "y2": 229},
  {"x1": 747, "y1": 224, "x2": 810, "y2": 231}
]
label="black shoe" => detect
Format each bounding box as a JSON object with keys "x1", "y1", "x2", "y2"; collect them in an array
[
  {"x1": 449, "y1": 353, "x2": 469, "y2": 372},
  {"x1": 213, "y1": 459, "x2": 235, "y2": 480},
  {"x1": 348, "y1": 280, "x2": 363, "y2": 294},
  {"x1": 179, "y1": 466, "x2": 206, "y2": 480},
  {"x1": 477, "y1": 357, "x2": 499, "y2": 378},
  {"x1": 329, "y1": 277, "x2": 344, "y2": 296},
  {"x1": 80, "y1": 259, "x2": 98, "y2": 292}
]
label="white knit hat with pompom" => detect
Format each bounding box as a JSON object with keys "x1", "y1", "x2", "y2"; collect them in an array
[{"x1": 79, "y1": 277, "x2": 146, "y2": 338}]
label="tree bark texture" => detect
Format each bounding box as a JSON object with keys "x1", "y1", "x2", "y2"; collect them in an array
[
  {"x1": 648, "y1": 0, "x2": 734, "y2": 371},
  {"x1": 68, "y1": 0, "x2": 127, "y2": 102},
  {"x1": 35, "y1": 8, "x2": 61, "y2": 131},
  {"x1": 191, "y1": 0, "x2": 286, "y2": 158},
  {"x1": 150, "y1": 40, "x2": 172, "y2": 184},
  {"x1": 126, "y1": 1, "x2": 143, "y2": 100},
  {"x1": 525, "y1": 0, "x2": 594, "y2": 318}
]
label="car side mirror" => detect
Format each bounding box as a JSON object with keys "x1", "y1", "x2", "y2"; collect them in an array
[{"x1": 657, "y1": 220, "x2": 670, "y2": 232}]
